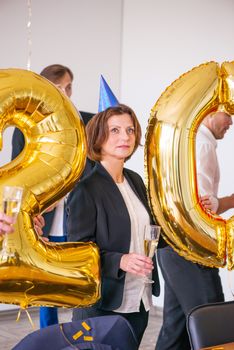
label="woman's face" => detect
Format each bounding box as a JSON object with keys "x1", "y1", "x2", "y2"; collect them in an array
[
  {"x1": 101, "y1": 113, "x2": 136, "y2": 161},
  {"x1": 54, "y1": 72, "x2": 73, "y2": 98}
]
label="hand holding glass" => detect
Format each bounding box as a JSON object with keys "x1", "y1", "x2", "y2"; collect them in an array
[
  {"x1": 3, "y1": 186, "x2": 23, "y2": 220},
  {"x1": 1, "y1": 186, "x2": 23, "y2": 257},
  {"x1": 144, "y1": 224, "x2": 161, "y2": 283}
]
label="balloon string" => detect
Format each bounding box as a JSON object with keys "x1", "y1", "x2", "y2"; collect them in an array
[
  {"x1": 27, "y1": 0, "x2": 32, "y2": 70},
  {"x1": 16, "y1": 307, "x2": 35, "y2": 329}
]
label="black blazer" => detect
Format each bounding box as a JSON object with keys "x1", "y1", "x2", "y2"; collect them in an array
[{"x1": 67, "y1": 162, "x2": 160, "y2": 311}]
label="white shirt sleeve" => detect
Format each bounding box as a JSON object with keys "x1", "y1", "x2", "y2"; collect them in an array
[{"x1": 196, "y1": 143, "x2": 218, "y2": 197}]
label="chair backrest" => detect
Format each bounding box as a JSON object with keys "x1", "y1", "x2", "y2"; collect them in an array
[{"x1": 186, "y1": 300, "x2": 234, "y2": 350}]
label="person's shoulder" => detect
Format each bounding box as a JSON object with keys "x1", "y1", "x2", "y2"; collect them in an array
[
  {"x1": 73, "y1": 164, "x2": 101, "y2": 191},
  {"x1": 67, "y1": 168, "x2": 97, "y2": 204},
  {"x1": 197, "y1": 125, "x2": 216, "y2": 146},
  {"x1": 124, "y1": 167, "x2": 141, "y2": 177},
  {"x1": 124, "y1": 168, "x2": 144, "y2": 184},
  {"x1": 79, "y1": 111, "x2": 95, "y2": 126}
]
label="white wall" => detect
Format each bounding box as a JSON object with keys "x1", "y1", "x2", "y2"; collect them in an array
[
  {"x1": 0, "y1": 0, "x2": 123, "y2": 165},
  {"x1": 0, "y1": 0, "x2": 123, "y2": 310},
  {"x1": 0, "y1": 0, "x2": 234, "y2": 310},
  {"x1": 121, "y1": 0, "x2": 234, "y2": 305}
]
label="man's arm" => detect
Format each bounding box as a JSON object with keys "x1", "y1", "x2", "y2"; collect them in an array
[
  {"x1": 196, "y1": 141, "x2": 219, "y2": 212},
  {"x1": 196, "y1": 143, "x2": 218, "y2": 197},
  {"x1": 217, "y1": 194, "x2": 234, "y2": 214}
]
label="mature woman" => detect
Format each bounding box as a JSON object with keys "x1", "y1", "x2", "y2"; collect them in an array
[{"x1": 67, "y1": 104, "x2": 160, "y2": 344}]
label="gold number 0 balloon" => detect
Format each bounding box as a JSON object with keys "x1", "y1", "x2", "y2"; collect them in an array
[
  {"x1": 0, "y1": 69, "x2": 100, "y2": 308},
  {"x1": 145, "y1": 61, "x2": 234, "y2": 269}
]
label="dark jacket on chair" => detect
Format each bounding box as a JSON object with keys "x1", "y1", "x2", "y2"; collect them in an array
[{"x1": 13, "y1": 315, "x2": 138, "y2": 350}]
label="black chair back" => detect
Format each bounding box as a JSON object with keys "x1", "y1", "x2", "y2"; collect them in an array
[{"x1": 186, "y1": 300, "x2": 234, "y2": 350}]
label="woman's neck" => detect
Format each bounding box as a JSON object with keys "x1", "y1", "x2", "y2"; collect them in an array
[{"x1": 100, "y1": 158, "x2": 124, "y2": 183}]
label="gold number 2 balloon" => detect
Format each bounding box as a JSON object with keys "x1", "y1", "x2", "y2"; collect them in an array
[
  {"x1": 0, "y1": 69, "x2": 100, "y2": 308},
  {"x1": 145, "y1": 61, "x2": 234, "y2": 269}
]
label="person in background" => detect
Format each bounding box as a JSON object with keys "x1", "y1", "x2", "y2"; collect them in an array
[
  {"x1": 11, "y1": 64, "x2": 82, "y2": 328},
  {"x1": 12, "y1": 64, "x2": 73, "y2": 160},
  {"x1": 155, "y1": 109, "x2": 232, "y2": 350},
  {"x1": 198, "y1": 110, "x2": 234, "y2": 214},
  {"x1": 67, "y1": 104, "x2": 161, "y2": 346}
]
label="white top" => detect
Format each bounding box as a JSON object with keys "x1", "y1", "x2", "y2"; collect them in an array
[
  {"x1": 114, "y1": 177, "x2": 152, "y2": 313},
  {"x1": 196, "y1": 124, "x2": 219, "y2": 212},
  {"x1": 49, "y1": 198, "x2": 65, "y2": 237}
]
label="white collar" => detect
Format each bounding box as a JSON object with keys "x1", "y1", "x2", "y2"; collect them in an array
[{"x1": 198, "y1": 124, "x2": 217, "y2": 148}]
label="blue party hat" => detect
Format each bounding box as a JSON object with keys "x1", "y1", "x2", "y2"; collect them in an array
[{"x1": 98, "y1": 75, "x2": 119, "y2": 112}]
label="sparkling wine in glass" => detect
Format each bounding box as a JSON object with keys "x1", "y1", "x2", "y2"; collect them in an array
[
  {"x1": 3, "y1": 186, "x2": 23, "y2": 219},
  {"x1": 144, "y1": 224, "x2": 161, "y2": 283},
  {"x1": 1, "y1": 186, "x2": 23, "y2": 258}
]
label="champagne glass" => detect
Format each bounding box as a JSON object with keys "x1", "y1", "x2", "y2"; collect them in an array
[
  {"x1": 1, "y1": 186, "x2": 23, "y2": 257},
  {"x1": 3, "y1": 186, "x2": 23, "y2": 219},
  {"x1": 143, "y1": 224, "x2": 161, "y2": 283}
]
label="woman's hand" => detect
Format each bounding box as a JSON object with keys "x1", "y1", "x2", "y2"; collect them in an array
[
  {"x1": 120, "y1": 253, "x2": 153, "y2": 277},
  {"x1": 0, "y1": 212, "x2": 15, "y2": 236}
]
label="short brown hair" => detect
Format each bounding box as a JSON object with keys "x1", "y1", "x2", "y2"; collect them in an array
[
  {"x1": 40, "y1": 64, "x2": 73, "y2": 83},
  {"x1": 86, "y1": 104, "x2": 141, "y2": 161}
]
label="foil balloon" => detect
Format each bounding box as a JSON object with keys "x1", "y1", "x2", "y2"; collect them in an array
[
  {"x1": 0, "y1": 69, "x2": 100, "y2": 308},
  {"x1": 145, "y1": 61, "x2": 234, "y2": 269}
]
